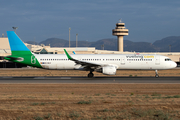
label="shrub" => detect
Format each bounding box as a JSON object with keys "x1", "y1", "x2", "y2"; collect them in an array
[
  {"x1": 57, "y1": 112, "x2": 61, "y2": 117},
  {"x1": 94, "y1": 93, "x2": 100, "y2": 96},
  {"x1": 44, "y1": 113, "x2": 51, "y2": 119},
  {"x1": 173, "y1": 95, "x2": 180, "y2": 98},
  {"x1": 145, "y1": 95, "x2": 150, "y2": 98},
  {"x1": 103, "y1": 109, "x2": 109, "y2": 112},
  {"x1": 50, "y1": 102, "x2": 56, "y2": 104},
  {"x1": 77, "y1": 100, "x2": 92, "y2": 104},
  {"x1": 16, "y1": 117, "x2": 21, "y2": 120},
  {"x1": 111, "y1": 94, "x2": 116, "y2": 96},
  {"x1": 40, "y1": 103, "x2": 45, "y2": 105},
  {"x1": 32, "y1": 103, "x2": 39, "y2": 106},
  {"x1": 164, "y1": 95, "x2": 180, "y2": 98},
  {"x1": 34, "y1": 116, "x2": 44, "y2": 120},
  {"x1": 151, "y1": 93, "x2": 161, "y2": 97},
  {"x1": 69, "y1": 111, "x2": 80, "y2": 118}
]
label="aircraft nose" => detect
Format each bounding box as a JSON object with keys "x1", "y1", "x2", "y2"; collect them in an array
[
  {"x1": 173, "y1": 62, "x2": 177, "y2": 68},
  {"x1": 168, "y1": 61, "x2": 177, "y2": 69},
  {"x1": 171, "y1": 61, "x2": 177, "y2": 68}
]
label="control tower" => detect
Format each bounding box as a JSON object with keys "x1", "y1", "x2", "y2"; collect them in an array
[{"x1": 112, "y1": 20, "x2": 129, "y2": 52}]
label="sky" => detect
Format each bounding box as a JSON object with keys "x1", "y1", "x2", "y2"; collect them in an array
[{"x1": 0, "y1": 0, "x2": 180, "y2": 43}]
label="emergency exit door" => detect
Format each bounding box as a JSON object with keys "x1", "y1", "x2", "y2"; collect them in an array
[
  {"x1": 155, "y1": 56, "x2": 160, "y2": 65},
  {"x1": 121, "y1": 57, "x2": 125, "y2": 65}
]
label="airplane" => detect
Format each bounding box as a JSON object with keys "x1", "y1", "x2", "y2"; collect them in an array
[{"x1": 4, "y1": 31, "x2": 177, "y2": 78}]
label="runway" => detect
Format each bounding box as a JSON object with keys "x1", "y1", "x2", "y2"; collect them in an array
[{"x1": 0, "y1": 76, "x2": 180, "y2": 83}]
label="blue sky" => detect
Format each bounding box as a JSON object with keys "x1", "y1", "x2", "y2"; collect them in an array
[{"x1": 1, "y1": 0, "x2": 180, "y2": 43}]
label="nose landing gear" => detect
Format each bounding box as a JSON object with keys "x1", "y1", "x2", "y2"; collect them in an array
[{"x1": 155, "y1": 70, "x2": 159, "y2": 78}]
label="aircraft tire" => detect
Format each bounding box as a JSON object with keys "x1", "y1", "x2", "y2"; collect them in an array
[
  {"x1": 88, "y1": 73, "x2": 94, "y2": 78},
  {"x1": 155, "y1": 74, "x2": 159, "y2": 78}
]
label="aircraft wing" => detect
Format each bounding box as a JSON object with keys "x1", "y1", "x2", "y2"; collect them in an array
[{"x1": 64, "y1": 49, "x2": 103, "y2": 68}]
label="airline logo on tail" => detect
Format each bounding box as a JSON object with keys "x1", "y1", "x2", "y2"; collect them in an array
[{"x1": 31, "y1": 55, "x2": 36, "y2": 64}]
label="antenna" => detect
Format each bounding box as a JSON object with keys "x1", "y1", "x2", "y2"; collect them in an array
[
  {"x1": 12, "y1": 27, "x2": 18, "y2": 33},
  {"x1": 69, "y1": 27, "x2": 71, "y2": 48},
  {"x1": 76, "y1": 33, "x2": 78, "y2": 47}
]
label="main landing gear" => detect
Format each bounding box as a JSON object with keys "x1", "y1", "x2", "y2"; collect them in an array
[
  {"x1": 155, "y1": 70, "x2": 159, "y2": 78},
  {"x1": 88, "y1": 71, "x2": 94, "y2": 78}
]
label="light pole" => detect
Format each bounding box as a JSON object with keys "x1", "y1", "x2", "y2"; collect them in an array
[
  {"x1": 101, "y1": 44, "x2": 104, "y2": 50},
  {"x1": 12, "y1": 27, "x2": 18, "y2": 33},
  {"x1": 169, "y1": 45, "x2": 171, "y2": 52},
  {"x1": 76, "y1": 34, "x2": 78, "y2": 47},
  {"x1": 69, "y1": 27, "x2": 71, "y2": 48}
]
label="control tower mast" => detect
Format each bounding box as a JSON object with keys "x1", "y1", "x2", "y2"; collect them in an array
[{"x1": 112, "y1": 19, "x2": 129, "y2": 52}]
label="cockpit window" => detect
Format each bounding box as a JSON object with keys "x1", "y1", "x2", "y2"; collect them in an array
[{"x1": 165, "y1": 58, "x2": 172, "y2": 61}]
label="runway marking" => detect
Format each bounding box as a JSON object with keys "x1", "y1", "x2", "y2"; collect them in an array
[
  {"x1": 2, "y1": 77, "x2": 13, "y2": 78},
  {"x1": 34, "y1": 77, "x2": 45, "y2": 79},
  {"x1": 34, "y1": 77, "x2": 71, "y2": 79},
  {"x1": 60, "y1": 77, "x2": 71, "y2": 79}
]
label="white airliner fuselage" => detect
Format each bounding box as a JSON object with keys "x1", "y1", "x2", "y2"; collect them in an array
[
  {"x1": 36, "y1": 54, "x2": 176, "y2": 70},
  {"x1": 34, "y1": 53, "x2": 177, "y2": 77}
]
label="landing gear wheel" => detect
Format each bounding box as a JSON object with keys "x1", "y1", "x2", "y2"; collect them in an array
[
  {"x1": 155, "y1": 74, "x2": 159, "y2": 78},
  {"x1": 88, "y1": 73, "x2": 94, "y2": 78}
]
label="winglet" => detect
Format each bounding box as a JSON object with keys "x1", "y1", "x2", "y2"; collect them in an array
[{"x1": 64, "y1": 49, "x2": 73, "y2": 60}]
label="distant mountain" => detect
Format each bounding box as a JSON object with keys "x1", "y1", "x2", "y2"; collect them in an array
[
  {"x1": 27, "y1": 36, "x2": 180, "y2": 52},
  {"x1": 153, "y1": 36, "x2": 180, "y2": 52},
  {"x1": 39, "y1": 38, "x2": 67, "y2": 47},
  {"x1": 26, "y1": 41, "x2": 38, "y2": 45},
  {"x1": 89, "y1": 39, "x2": 117, "y2": 50},
  {"x1": 124, "y1": 40, "x2": 158, "y2": 52},
  {"x1": 66, "y1": 41, "x2": 92, "y2": 47}
]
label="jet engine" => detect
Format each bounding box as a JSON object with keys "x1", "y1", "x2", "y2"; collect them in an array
[{"x1": 102, "y1": 66, "x2": 116, "y2": 75}]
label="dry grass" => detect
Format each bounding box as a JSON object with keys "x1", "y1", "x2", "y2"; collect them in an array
[
  {"x1": 0, "y1": 69, "x2": 179, "y2": 119},
  {"x1": 0, "y1": 84, "x2": 180, "y2": 119}
]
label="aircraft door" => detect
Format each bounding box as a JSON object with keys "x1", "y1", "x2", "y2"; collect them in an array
[
  {"x1": 121, "y1": 57, "x2": 125, "y2": 65},
  {"x1": 155, "y1": 56, "x2": 160, "y2": 65}
]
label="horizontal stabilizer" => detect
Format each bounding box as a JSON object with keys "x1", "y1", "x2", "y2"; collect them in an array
[{"x1": 4, "y1": 56, "x2": 23, "y2": 61}]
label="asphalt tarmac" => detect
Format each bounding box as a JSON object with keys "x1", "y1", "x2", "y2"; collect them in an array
[{"x1": 0, "y1": 76, "x2": 179, "y2": 83}]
